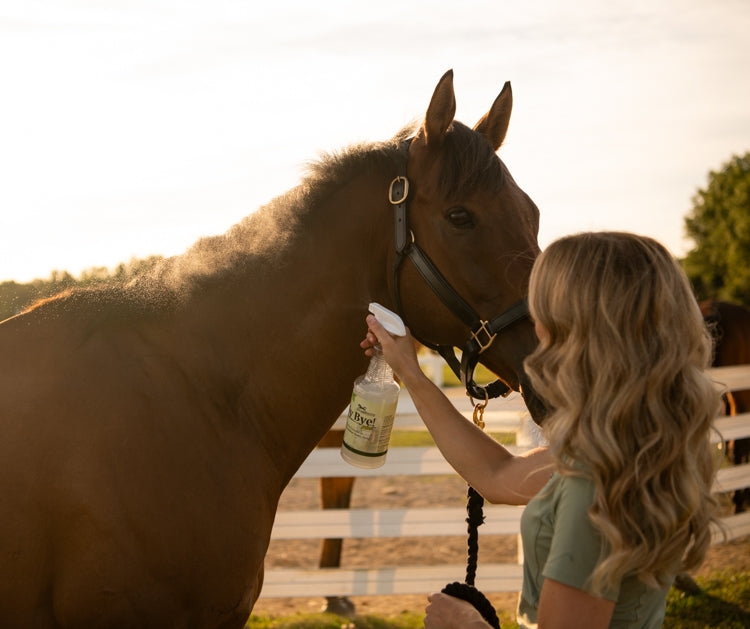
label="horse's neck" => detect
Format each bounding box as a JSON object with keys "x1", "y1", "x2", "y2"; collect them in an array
[{"x1": 181, "y1": 175, "x2": 394, "y2": 483}]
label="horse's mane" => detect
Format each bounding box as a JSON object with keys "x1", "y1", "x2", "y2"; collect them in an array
[
  {"x1": 23, "y1": 119, "x2": 504, "y2": 317},
  {"x1": 138, "y1": 124, "x2": 417, "y2": 292}
]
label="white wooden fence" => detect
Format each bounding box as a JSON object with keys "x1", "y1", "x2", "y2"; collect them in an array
[{"x1": 259, "y1": 364, "x2": 750, "y2": 599}]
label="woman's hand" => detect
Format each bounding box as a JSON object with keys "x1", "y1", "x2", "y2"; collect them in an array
[
  {"x1": 361, "y1": 315, "x2": 425, "y2": 388},
  {"x1": 424, "y1": 592, "x2": 492, "y2": 629}
]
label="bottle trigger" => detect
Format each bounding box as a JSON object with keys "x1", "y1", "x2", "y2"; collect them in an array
[{"x1": 368, "y1": 303, "x2": 406, "y2": 337}]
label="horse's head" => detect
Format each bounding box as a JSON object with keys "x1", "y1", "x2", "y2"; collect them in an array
[{"x1": 390, "y1": 70, "x2": 546, "y2": 423}]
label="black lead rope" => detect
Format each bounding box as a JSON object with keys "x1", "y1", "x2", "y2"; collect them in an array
[
  {"x1": 441, "y1": 487, "x2": 500, "y2": 629},
  {"x1": 440, "y1": 399, "x2": 501, "y2": 629}
]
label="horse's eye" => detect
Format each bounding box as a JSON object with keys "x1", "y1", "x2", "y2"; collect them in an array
[{"x1": 447, "y1": 207, "x2": 476, "y2": 228}]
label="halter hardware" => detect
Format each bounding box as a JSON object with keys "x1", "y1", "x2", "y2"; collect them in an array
[
  {"x1": 388, "y1": 176, "x2": 409, "y2": 204},
  {"x1": 469, "y1": 321, "x2": 498, "y2": 355},
  {"x1": 471, "y1": 390, "x2": 489, "y2": 430},
  {"x1": 389, "y1": 138, "x2": 530, "y2": 401}
]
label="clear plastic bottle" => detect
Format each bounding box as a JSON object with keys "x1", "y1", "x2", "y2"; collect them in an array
[{"x1": 341, "y1": 303, "x2": 405, "y2": 469}]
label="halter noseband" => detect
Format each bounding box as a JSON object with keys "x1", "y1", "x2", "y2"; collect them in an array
[{"x1": 390, "y1": 139, "x2": 529, "y2": 401}]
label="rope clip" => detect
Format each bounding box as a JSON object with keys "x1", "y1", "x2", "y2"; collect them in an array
[{"x1": 469, "y1": 389, "x2": 489, "y2": 430}]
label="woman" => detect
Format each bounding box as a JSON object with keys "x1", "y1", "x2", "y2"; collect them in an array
[{"x1": 362, "y1": 232, "x2": 720, "y2": 628}]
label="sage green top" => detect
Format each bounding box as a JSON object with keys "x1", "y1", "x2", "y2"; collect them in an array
[{"x1": 517, "y1": 472, "x2": 671, "y2": 628}]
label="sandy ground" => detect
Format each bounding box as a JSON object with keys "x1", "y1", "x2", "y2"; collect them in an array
[{"x1": 251, "y1": 473, "x2": 750, "y2": 620}]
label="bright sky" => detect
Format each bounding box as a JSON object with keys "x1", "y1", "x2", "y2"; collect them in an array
[{"x1": 2, "y1": 0, "x2": 749, "y2": 283}]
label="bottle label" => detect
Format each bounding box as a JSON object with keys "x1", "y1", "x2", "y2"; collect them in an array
[{"x1": 342, "y1": 391, "x2": 397, "y2": 457}]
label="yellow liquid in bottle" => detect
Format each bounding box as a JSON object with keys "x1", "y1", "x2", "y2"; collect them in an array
[{"x1": 341, "y1": 383, "x2": 398, "y2": 469}]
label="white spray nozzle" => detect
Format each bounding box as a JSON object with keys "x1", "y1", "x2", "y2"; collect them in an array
[{"x1": 369, "y1": 303, "x2": 406, "y2": 337}]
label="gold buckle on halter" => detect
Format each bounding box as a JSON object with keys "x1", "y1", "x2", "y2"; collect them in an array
[
  {"x1": 470, "y1": 320, "x2": 497, "y2": 354},
  {"x1": 389, "y1": 176, "x2": 409, "y2": 205}
]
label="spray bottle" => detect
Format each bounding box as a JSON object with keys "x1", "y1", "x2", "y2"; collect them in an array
[{"x1": 341, "y1": 303, "x2": 406, "y2": 469}]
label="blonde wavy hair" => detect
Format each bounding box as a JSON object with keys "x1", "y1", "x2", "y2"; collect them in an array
[{"x1": 524, "y1": 232, "x2": 721, "y2": 595}]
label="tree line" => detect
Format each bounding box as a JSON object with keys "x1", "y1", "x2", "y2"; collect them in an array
[
  {"x1": 683, "y1": 151, "x2": 750, "y2": 305},
  {"x1": 0, "y1": 256, "x2": 164, "y2": 322},
  {"x1": 1, "y1": 150, "x2": 748, "y2": 323}
]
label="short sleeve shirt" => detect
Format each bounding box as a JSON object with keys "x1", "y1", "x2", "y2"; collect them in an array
[{"x1": 517, "y1": 472, "x2": 671, "y2": 628}]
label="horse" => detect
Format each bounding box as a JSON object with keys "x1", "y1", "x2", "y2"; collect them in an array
[
  {"x1": 0, "y1": 69, "x2": 544, "y2": 628},
  {"x1": 700, "y1": 300, "x2": 750, "y2": 512}
]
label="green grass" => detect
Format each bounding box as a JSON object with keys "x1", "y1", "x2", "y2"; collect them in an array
[
  {"x1": 663, "y1": 571, "x2": 750, "y2": 628},
  {"x1": 246, "y1": 572, "x2": 750, "y2": 628},
  {"x1": 429, "y1": 363, "x2": 496, "y2": 388},
  {"x1": 389, "y1": 430, "x2": 515, "y2": 447},
  {"x1": 245, "y1": 609, "x2": 519, "y2": 628},
  {"x1": 244, "y1": 612, "x2": 422, "y2": 628}
]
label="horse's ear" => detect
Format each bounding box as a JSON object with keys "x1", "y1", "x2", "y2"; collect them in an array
[
  {"x1": 473, "y1": 81, "x2": 513, "y2": 151},
  {"x1": 421, "y1": 69, "x2": 457, "y2": 146}
]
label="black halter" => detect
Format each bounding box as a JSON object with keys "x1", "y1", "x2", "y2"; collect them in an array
[{"x1": 390, "y1": 139, "x2": 529, "y2": 401}]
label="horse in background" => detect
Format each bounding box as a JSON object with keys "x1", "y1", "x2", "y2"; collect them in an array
[
  {"x1": 0, "y1": 70, "x2": 544, "y2": 628},
  {"x1": 700, "y1": 300, "x2": 750, "y2": 513}
]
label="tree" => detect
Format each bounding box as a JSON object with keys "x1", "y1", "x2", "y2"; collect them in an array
[
  {"x1": 0, "y1": 255, "x2": 164, "y2": 322},
  {"x1": 683, "y1": 152, "x2": 750, "y2": 305}
]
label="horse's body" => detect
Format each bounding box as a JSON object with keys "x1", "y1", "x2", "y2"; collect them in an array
[
  {"x1": 700, "y1": 300, "x2": 750, "y2": 512},
  {"x1": 0, "y1": 71, "x2": 542, "y2": 628}
]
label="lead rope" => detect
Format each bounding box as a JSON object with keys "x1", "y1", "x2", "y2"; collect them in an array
[{"x1": 440, "y1": 394, "x2": 501, "y2": 629}]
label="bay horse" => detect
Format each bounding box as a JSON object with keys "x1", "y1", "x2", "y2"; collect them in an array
[
  {"x1": 0, "y1": 70, "x2": 543, "y2": 628},
  {"x1": 700, "y1": 300, "x2": 750, "y2": 512}
]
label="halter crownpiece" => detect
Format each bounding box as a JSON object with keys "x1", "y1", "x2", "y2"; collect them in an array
[{"x1": 389, "y1": 139, "x2": 529, "y2": 401}]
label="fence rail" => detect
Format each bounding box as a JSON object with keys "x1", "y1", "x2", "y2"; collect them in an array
[{"x1": 259, "y1": 364, "x2": 750, "y2": 600}]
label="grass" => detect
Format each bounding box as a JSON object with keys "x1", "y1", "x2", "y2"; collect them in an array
[
  {"x1": 663, "y1": 571, "x2": 750, "y2": 628},
  {"x1": 389, "y1": 430, "x2": 515, "y2": 448},
  {"x1": 246, "y1": 572, "x2": 750, "y2": 628},
  {"x1": 245, "y1": 612, "x2": 423, "y2": 628},
  {"x1": 245, "y1": 610, "x2": 518, "y2": 628}
]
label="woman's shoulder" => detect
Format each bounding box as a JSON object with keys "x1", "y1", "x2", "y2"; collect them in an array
[{"x1": 553, "y1": 465, "x2": 596, "y2": 507}]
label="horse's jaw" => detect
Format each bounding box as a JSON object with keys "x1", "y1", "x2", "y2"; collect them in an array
[{"x1": 519, "y1": 374, "x2": 549, "y2": 426}]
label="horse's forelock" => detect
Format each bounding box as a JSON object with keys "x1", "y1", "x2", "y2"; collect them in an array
[{"x1": 437, "y1": 122, "x2": 505, "y2": 199}]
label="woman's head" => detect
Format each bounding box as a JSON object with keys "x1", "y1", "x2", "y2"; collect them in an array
[
  {"x1": 526, "y1": 231, "x2": 713, "y2": 422},
  {"x1": 528, "y1": 231, "x2": 710, "y2": 369},
  {"x1": 524, "y1": 231, "x2": 720, "y2": 593}
]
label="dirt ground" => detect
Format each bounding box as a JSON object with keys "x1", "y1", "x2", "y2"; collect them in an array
[{"x1": 251, "y1": 473, "x2": 750, "y2": 620}]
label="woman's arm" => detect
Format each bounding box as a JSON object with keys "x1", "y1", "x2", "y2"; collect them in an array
[
  {"x1": 537, "y1": 579, "x2": 614, "y2": 628},
  {"x1": 364, "y1": 315, "x2": 554, "y2": 505}
]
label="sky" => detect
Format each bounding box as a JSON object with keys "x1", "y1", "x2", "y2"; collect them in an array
[{"x1": 1, "y1": 0, "x2": 749, "y2": 283}]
